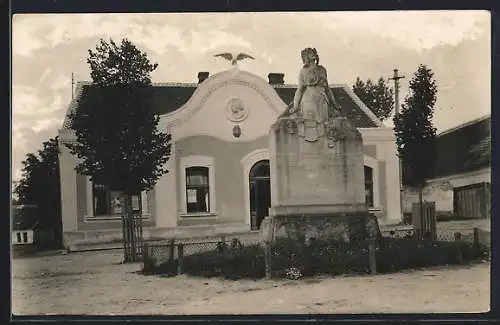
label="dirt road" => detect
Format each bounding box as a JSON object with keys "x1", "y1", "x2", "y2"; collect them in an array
[{"x1": 12, "y1": 250, "x2": 490, "y2": 315}]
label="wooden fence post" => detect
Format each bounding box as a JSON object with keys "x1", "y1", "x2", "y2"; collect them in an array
[
  {"x1": 264, "y1": 241, "x2": 272, "y2": 279},
  {"x1": 168, "y1": 239, "x2": 175, "y2": 265},
  {"x1": 121, "y1": 216, "x2": 129, "y2": 263},
  {"x1": 139, "y1": 215, "x2": 144, "y2": 254},
  {"x1": 429, "y1": 202, "x2": 437, "y2": 240},
  {"x1": 368, "y1": 238, "x2": 377, "y2": 275},
  {"x1": 415, "y1": 228, "x2": 421, "y2": 240},
  {"x1": 177, "y1": 243, "x2": 184, "y2": 275},
  {"x1": 142, "y1": 242, "x2": 150, "y2": 272},
  {"x1": 131, "y1": 216, "x2": 137, "y2": 262},
  {"x1": 473, "y1": 227, "x2": 480, "y2": 257},
  {"x1": 143, "y1": 242, "x2": 149, "y2": 263},
  {"x1": 454, "y1": 231, "x2": 463, "y2": 264}
]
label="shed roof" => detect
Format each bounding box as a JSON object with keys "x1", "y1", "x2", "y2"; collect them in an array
[{"x1": 430, "y1": 115, "x2": 491, "y2": 179}]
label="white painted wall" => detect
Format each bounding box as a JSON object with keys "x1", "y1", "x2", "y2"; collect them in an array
[
  {"x1": 404, "y1": 167, "x2": 491, "y2": 212},
  {"x1": 153, "y1": 141, "x2": 178, "y2": 228},
  {"x1": 58, "y1": 131, "x2": 78, "y2": 232},
  {"x1": 359, "y1": 127, "x2": 402, "y2": 224},
  {"x1": 160, "y1": 70, "x2": 285, "y2": 142},
  {"x1": 384, "y1": 139, "x2": 402, "y2": 223}
]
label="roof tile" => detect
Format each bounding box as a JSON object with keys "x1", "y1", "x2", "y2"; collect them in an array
[
  {"x1": 431, "y1": 116, "x2": 491, "y2": 179},
  {"x1": 65, "y1": 83, "x2": 378, "y2": 129}
]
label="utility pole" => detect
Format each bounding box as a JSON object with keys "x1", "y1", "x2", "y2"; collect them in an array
[
  {"x1": 390, "y1": 68, "x2": 405, "y2": 220},
  {"x1": 71, "y1": 73, "x2": 75, "y2": 99}
]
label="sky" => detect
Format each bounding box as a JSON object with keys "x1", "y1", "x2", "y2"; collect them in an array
[{"x1": 11, "y1": 11, "x2": 491, "y2": 182}]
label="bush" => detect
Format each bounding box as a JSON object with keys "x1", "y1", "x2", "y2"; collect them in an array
[
  {"x1": 141, "y1": 236, "x2": 489, "y2": 280},
  {"x1": 376, "y1": 237, "x2": 483, "y2": 273},
  {"x1": 271, "y1": 238, "x2": 370, "y2": 278},
  {"x1": 182, "y1": 242, "x2": 266, "y2": 280}
]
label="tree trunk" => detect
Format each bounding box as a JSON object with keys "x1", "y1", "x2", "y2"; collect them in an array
[
  {"x1": 124, "y1": 192, "x2": 133, "y2": 220},
  {"x1": 123, "y1": 193, "x2": 132, "y2": 262},
  {"x1": 418, "y1": 187, "x2": 424, "y2": 239}
]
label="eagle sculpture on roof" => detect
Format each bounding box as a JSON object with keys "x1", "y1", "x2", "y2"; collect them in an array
[{"x1": 214, "y1": 52, "x2": 255, "y2": 66}]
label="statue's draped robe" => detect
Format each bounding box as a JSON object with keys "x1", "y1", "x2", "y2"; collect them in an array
[{"x1": 292, "y1": 64, "x2": 340, "y2": 142}]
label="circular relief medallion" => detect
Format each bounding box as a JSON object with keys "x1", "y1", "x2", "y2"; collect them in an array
[{"x1": 225, "y1": 98, "x2": 248, "y2": 122}]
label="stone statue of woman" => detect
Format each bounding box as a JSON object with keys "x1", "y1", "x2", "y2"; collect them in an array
[
  {"x1": 285, "y1": 48, "x2": 342, "y2": 144},
  {"x1": 292, "y1": 48, "x2": 340, "y2": 118}
]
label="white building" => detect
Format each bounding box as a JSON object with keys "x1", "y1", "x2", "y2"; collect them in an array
[{"x1": 58, "y1": 68, "x2": 402, "y2": 250}]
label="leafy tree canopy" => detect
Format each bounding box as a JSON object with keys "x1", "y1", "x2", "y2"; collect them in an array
[
  {"x1": 14, "y1": 137, "x2": 61, "y2": 228},
  {"x1": 393, "y1": 64, "x2": 438, "y2": 189},
  {"x1": 66, "y1": 38, "x2": 171, "y2": 193},
  {"x1": 353, "y1": 77, "x2": 394, "y2": 121}
]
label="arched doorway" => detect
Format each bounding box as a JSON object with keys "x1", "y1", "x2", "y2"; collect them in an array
[{"x1": 249, "y1": 160, "x2": 271, "y2": 230}]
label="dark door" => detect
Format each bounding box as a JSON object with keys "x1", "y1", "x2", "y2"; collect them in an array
[{"x1": 249, "y1": 160, "x2": 271, "y2": 230}]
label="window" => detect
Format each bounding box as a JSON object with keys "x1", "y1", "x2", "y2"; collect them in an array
[
  {"x1": 180, "y1": 155, "x2": 216, "y2": 217},
  {"x1": 185, "y1": 167, "x2": 210, "y2": 213},
  {"x1": 364, "y1": 166, "x2": 374, "y2": 208},
  {"x1": 92, "y1": 183, "x2": 141, "y2": 216}
]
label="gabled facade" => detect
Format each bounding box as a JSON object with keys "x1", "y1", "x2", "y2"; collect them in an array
[{"x1": 58, "y1": 69, "x2": 402, "y2": 249}]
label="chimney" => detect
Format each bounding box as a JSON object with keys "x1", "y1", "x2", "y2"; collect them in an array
[
  {"x1": 198, "y1": 72, "x2": 209, "y2": 84},
  {"x1": 268, "y1": 73, "x2": 285, "y2": 85}
]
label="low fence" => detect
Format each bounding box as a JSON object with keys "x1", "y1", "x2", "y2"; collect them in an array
[
  {"x1": 382, "y1": 226, "x2": 488, "y2": 244},
  {"x1": 141, "y1": 236, "x2": 262, "y2": 276},
  {"x1": 140, "y1": 226, "x2": 489, "y2": 279}
]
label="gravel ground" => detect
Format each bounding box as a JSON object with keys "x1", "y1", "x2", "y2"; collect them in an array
[{"x1": 12, "y1": 250, "x2": 490, "y2": 315}]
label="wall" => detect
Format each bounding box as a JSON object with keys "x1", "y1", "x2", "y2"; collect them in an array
[
  {"x1": 58, "y1": 131, "x2": 156, "y2": 239},
  {"x1": 58, "y1": 132, "x2": 78, "y2": 234},
  {"x1": 174, "y1": 135, "x2": 268, "y2": 226},
  {"x1": 403, "y1": 167, "x2": 491, "y2": 213},
  {"x1": 359, "y1": 128, "x2": 401, "y2": 224},
  {"x1": 173, "y1": 136, "x2": 389, "y2": 228},
  {"x1": 156, "y1": 70, "x2": 286, "y2": 229}
]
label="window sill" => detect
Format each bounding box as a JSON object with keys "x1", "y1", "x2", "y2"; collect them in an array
[
  {"x1": 84, "y1": 214, "x2": 151, "y2": 222},
  {"x1": 179, "y1": 212, "x2": 218, "y2": 218}
]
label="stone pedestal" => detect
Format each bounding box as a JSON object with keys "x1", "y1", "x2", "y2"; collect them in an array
[
  {"x1": 262, "y1": 116, "x2": 380, "y2": 244},
  {"x1": 260, "y1": 212, "x2": 380, "y2": 244}
]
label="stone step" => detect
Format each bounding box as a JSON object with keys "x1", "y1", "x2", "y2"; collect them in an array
[{"x1": 67, "y1": 229, "x2": 262, "y2": 253}]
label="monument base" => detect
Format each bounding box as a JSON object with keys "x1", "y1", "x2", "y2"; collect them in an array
[
  {"x1": 269, "y1": 203, "x2": 368, "y2": 216},
  {"x1": 260, "y1": 208, "x2": 381, "y2": 245}
]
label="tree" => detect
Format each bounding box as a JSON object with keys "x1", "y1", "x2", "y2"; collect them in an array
[
  {"x1": 393, "y1": 64, "x2": 438, "y2": 224},
  {"x1": 14, "y1": 137, "x2": 62, "y2": 247},
  {"x1": 65, "y1": 38, "x2": 171, "y2": 233},
  {"x1": 353, "y1": 77, "x2": 394, "y2": 121}
]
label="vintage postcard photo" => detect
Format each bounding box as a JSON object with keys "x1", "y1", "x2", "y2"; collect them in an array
[{"x1": 11, "y1": 11, "x2": 491, "y2": 315}]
